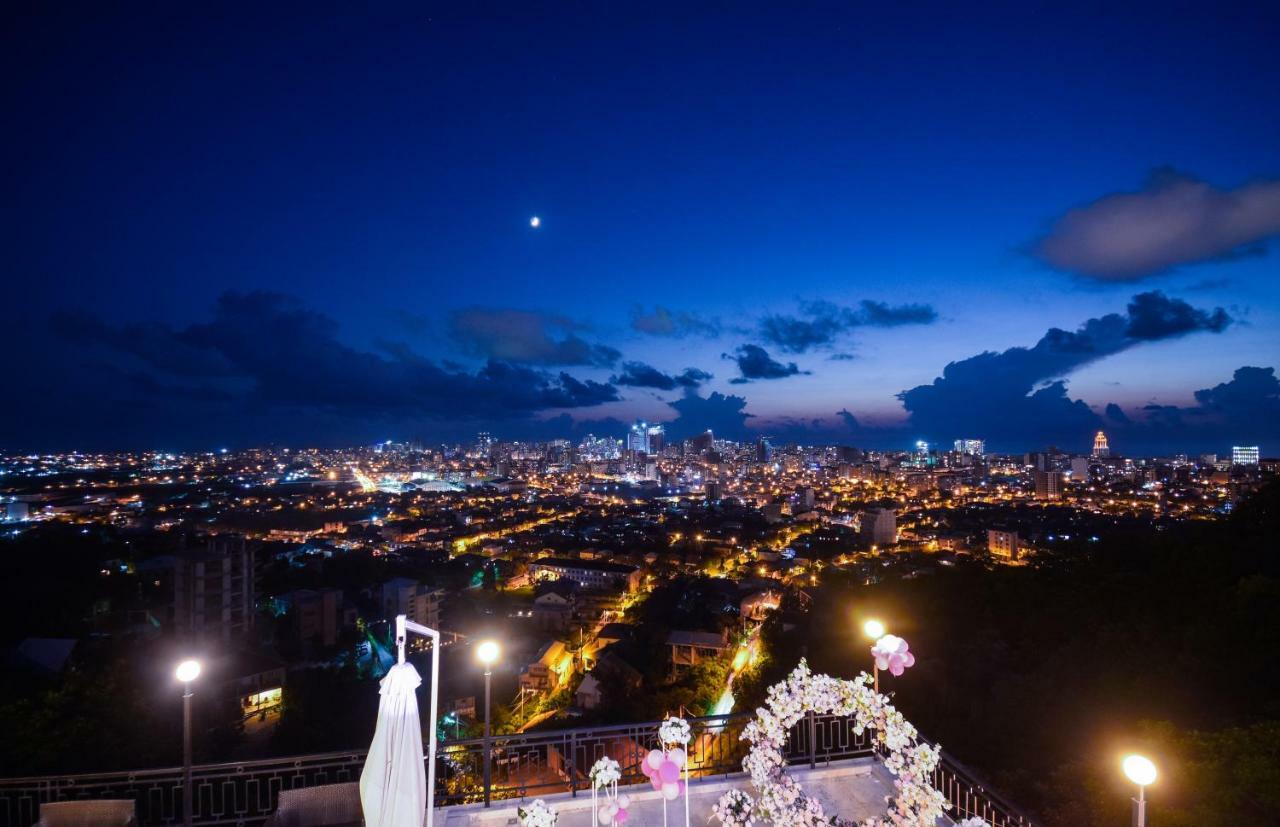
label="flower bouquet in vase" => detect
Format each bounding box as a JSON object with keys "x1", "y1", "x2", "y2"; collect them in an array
[{"x1": 590, "y1": 757, "x2": 631, "y2": 825}]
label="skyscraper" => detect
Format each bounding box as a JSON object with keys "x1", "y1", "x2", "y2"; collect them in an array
[
  {"x1": 1034, "y1": 470, "x2": 1063, "y2": 500},
  {"x1": 756, "y1": 436, "x2": 773, "y2": 463},
  {"x1": 954, "y1": 439, "x2": 985, "y2": 457},
  {"x1": 1092, "y1": 431, "x2": 1110, "y2": 459},
  {"x1": 627, "y1": 421, "x2": 665, "y2": 455},
  {"x1": 1232, "y1": 446, "x2": 1260, "y2": 466}
]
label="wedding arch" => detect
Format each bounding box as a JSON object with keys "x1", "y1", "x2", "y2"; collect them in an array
[{"x1": 713, "y1": 659, "x2": 950, "y2": 827}]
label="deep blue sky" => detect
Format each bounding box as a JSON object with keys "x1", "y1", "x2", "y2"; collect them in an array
[{"x1": 5, "y1": 2, "x2": 1279, "y2": 454}]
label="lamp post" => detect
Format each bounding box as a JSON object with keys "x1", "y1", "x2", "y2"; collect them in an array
[
  {"x1": 863, "y1": 619, "x2": 885, "y2": 692},
  {"x1": 175, "y1": 659, "x2": 201, "y2": 827},
  {"x1": 476, "y1": 640, "x2": 500, "y2": 808},
  {"x1": 1122, "y1": 754, "x2": 1157, "y2": 827}
]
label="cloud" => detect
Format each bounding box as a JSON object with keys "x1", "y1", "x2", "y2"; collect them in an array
[
  {"x1": 449, "y1": 308, "x2": 620, "y2": 367},
  {"x1": 1105, "y1": 366, "x2": 1280, "y2": 452},
  {"x1": 1125, "y1": 290, "x2": 1231, "y2": 340},
  {"x1": 725, "y1": 344, "x2": 807, "y2": 383},
  {"x1": 630, "y1": 306, "x2": 721, "y2": 338},
  {"x1": 665, "y1": 390, "x2": 752, "y2": 441},
  {"x1": 612, "y1": 362, "x2": 711, "y2": 391},
  {"x1": 1032, "y1": 169, "x2": 1280, "y2": 280},
  {"x1": 897, "y1": 292, "x2": 1232, "y2": 448},
  {"x1": 53, "y1": 292, "x2": 620, "y2": 428},
  {"x1": 759, "y1": 299, "x2": 938, "y2": 353}
]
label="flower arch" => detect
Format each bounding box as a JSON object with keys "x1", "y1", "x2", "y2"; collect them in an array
[{"x1": 715, "y1": 659, "x2": 948, "y2": 827}]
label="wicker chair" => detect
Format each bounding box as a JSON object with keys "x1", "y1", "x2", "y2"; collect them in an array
[
  {"x1": 34, "y1": 799, "x2": 136, "y2": 827},
  {"x1": 264, "y1": 782, "x2": 363, "y2": 827}
]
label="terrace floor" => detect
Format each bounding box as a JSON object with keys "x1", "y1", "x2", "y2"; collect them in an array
[{"x1": 441, "y1": 756, "x2": 954, "y2": 826}]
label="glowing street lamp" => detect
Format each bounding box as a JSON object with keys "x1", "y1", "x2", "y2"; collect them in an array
[
  {"x1": 175, "y1": 659, "x2": 201, "y2": 827},
  {"x1": 1122, "y1": 754, "x2": 1157, "y2": 827},
  {"x1": 477, "y1": 641, "x2": 500, "y2": 807}
]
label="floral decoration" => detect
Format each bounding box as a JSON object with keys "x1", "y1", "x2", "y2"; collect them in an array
[
  {"x1": 713, "y1": 659, "x2": 948, "y2": 827},
  {"x1": 590, "y1": 756, "x2": 621, "y2": 789},
  {"x1": 517, "y1": 798, "x2": 558, "y2": 827},
  {"x1": 659, "y1": 715, "x2": 692, "y2": 746}
]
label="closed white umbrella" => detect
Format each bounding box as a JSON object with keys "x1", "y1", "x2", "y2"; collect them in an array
[{"x1": 360, "y1": 661, "x2": 427, "y2": 827}]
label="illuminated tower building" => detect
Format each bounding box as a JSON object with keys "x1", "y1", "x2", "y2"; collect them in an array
[
  {"x1": 1232, "y1": 446, "x2": 1260, "y2": 466},
  {"x1": 1092, "y1": 431, "x2": 1110, "y2": 459}
]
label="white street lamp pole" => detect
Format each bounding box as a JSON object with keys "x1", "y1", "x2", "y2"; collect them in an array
[
  {"x1": 1122, "y1": 755, "x2": 1157, "y2": 827},
  {"x1": 174, "y1": 660, "x2": 201, "y2": 827}
]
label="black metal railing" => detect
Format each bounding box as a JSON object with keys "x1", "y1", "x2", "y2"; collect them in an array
[{"x1": 0, "y1": 711, "x2": 1032, "y2": 827}]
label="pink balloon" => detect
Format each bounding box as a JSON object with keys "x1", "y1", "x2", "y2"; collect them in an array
[
  {"x1": 889, "y1": 661, "x2": 904, "y2": 677},
  {"x1": 677, "y1": 780, "x2": 686, "y2": 795},
  {"x1": 661, "y1": 781, "x2": 680, "y2": 801},
  {"x1": 615, "y1": 808, "x2": 629, "y2": 824},
  {"x1": 659, "y1": 760, "x2": 680, "y2": 783},
  {"x1": 646, "y1": 749, "x2": 664, "y2": 771},
  {"x1": 650, "y1": 776, "x2": 663, "y2": 791},
  {"x1": 904, "y1": 652, "x2": 915, "y2": 667},
  {"x1": 895, "y1": 639, "x2": 908, "y2": 655}
]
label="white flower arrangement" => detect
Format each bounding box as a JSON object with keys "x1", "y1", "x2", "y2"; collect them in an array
[
  {"x1": 517, "y1": 799, "x2": 558, "y2": 827},
  {"x1": 590, "y1": 756, "x2": 622, "y2": 789},
  {"x1": 712, "y1": 659, "x2": 949, "y2": 827},
  {"x1": 955, "y1": 819, "x2": 990, "y2": 827},
  {"x1": 658, "y1": 715, "x2": 692, "y2": 746},
  {"x1": 711, "y1": 788, "x2": 755, "y2": 827}
]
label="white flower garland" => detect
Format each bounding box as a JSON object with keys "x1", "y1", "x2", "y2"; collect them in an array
[
  {"x1": 518, "y1": 798, "x2": 558, "y2": 827},
  {"x1": 715, "y1": 659, "x2": 949, "y2": 827}
]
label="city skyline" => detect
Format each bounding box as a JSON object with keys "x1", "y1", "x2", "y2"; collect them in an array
[{"x1": 5, "y1": 4, "x2": 1280, "y2": 453}]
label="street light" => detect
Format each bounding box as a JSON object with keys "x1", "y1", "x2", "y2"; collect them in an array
[
  {"x1": 175, "y1": 659, "x2": 201, "y2": 827},
  {"x1": 1122, "y1": 754, "x2": 1157, "y2": 827},
  {"x1": 477, "y1": 641, "x2": 500, "y2": 808}
]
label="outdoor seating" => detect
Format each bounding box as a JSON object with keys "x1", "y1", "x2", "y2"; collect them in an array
[
  {"x1": 264, "y1": 782, "x2": 363, "y2": 827},
  {"x1": 34, "y1": 799, "x2": 136, "y2": 827}
]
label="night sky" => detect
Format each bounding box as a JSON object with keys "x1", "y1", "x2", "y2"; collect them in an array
[{"x1": 5, "y1": 3, "x2": 1279, "y2": 454}]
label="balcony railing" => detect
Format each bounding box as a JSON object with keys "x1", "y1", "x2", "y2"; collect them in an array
[{"x1": 0, "y1": 711, "x2": 1033, "y2": 827}]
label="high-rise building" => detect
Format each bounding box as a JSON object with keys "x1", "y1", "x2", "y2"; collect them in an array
[
  {"x1": 987, "y1": 529, "x2": 1021, "y2": 561},
  {"x1": 1092, "y1": 431, "x2": 1111, "y2": 459},
  {"x1": 380, "y1": 578, "x2": 444, "y2": 630},
  {"x1": 954, "y1": 439, "x2": 985, "y2": 456},
  {"x1": 1070, "y1": 457, "x2": 1091, "y2": 480},
  {"x1": 1034, "y1": 470, "x2": 1063, "y2": 500},
  {"x1": 859, "y1": 507, "x2": 897, "y2": 547},
  {"x1": 627, "y1": 421, "x2": 665, "y2": 455},
  {"x1": 1232, "y1": 446, "x2": 1260, "y2": 466},
  {"x1": 172, "y1": 535, "x2": 256, "y2": 644},
  {"x1": 756, "y1": 436, "x2": 773, "y2": 463}
]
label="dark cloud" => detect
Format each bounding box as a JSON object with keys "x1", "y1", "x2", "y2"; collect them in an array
[
  {"x1": 897, "y1": 292, "x2": 1232, "y2": 449},
  {"x1": 449, "y1": 308, "x2": 620, "y2": 367},
  {"x1": 665, "y1": 390, "x2": 752, "y2": 441},
  {"x1": 1106, "y1": 366, "x2": 1280, "y2": 453},
  {"x1": 1104, "y1": 403, "x2": 1132, "y2": 425},
  {"x1": 725, "y1": 344, "x2": 807, "y2": 383},
  {"x1": 1125, "y1": 291, "x2": 1231, "y2": 340},
  {"x1": 759, "y1": 299, "x2": 937, "y2": 353},
  {"x1": 48, "y1": 292, "x2": 620, "y2": 443},
  {"x1": 612, "y1": 362, "x2": 711, "y2": 391},
  {"x1": 630, "y1": 306, "x2": 721, "y2": 338},
  {"x1": 1032, "y1": 169, "x2": 1280, "y2": 280}
]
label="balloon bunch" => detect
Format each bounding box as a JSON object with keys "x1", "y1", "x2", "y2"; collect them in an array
[
  {"x1": 640, "y1": 747, "x2": 687, "y2": 801},
  {"x1": 870, "y1": 634, "x2": 915, "y2": 676},
  {"x1": 595, "y1": 794, "x2": 631, "y2": 825}
]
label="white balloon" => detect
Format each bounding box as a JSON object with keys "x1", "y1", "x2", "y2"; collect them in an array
[
  {"x1": 617, "y1": 795, "x2": 631, "y2": 809},
  {"x1": 667, "y1": 747, "x2": 687, "y2": 769}
]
